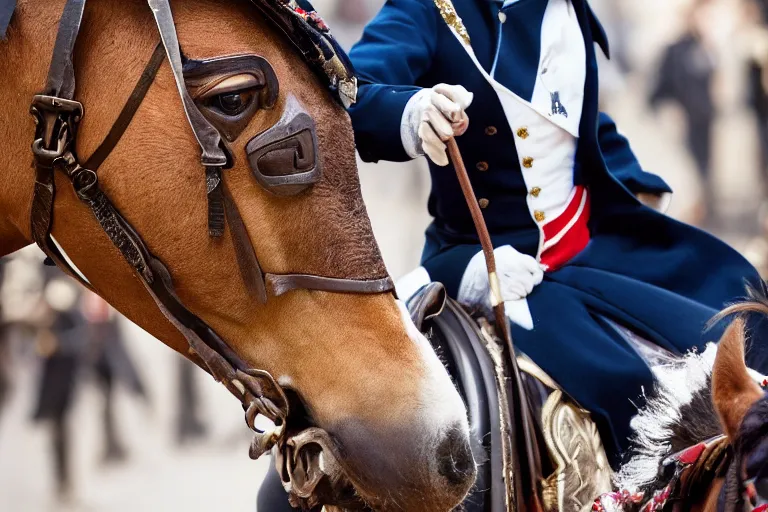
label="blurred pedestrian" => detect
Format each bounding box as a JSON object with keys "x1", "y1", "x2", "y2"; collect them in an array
[
  {"x1": 743, "y1": 0, "x2": 768, "y2": 196},
  {"x1": 176, "y1": 356, "x2": 207, "y2": 445},
  {"x1": 649, "y1": 0, "x2": 717, "y2": 226},
  {"x1": 31, "y1": 277, "x2": 86, "y2": 499},
  {"x1": 30, "y1": 269, "x2": 148, "y2": 500},
  {"x1": 82, "y1": 291, "x2": 148, "y2": 462},
  {"x1": 332, "y1": 0, "x2": 373, "y2": 25},
  {"x1": 0, "y1": 260, "x2": 9, "y2": 416}
]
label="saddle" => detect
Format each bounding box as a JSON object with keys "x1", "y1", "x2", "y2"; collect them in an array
[{"x1": 408, "y1": 282, "x2": 613, "y2": 512}]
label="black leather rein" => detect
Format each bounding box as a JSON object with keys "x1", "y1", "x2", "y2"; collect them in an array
[{"x1": 28, "y1": 0, "x2": 393, "y2": 461}]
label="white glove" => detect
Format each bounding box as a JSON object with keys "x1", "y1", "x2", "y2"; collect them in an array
[
  {"x1": 458, "y1": 246, "x2": 544, "y2": 329},
  {"x1": 400, "y1": 84, "x2": 474, "y2": 166}
]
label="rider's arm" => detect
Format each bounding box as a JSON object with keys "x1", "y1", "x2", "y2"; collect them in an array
[
  {"x1": 598, "y1": 112, "x2": 673, "y2": 197},
  {"x1": 347, "y1": 0, "x2": 438, "y2": 163}
]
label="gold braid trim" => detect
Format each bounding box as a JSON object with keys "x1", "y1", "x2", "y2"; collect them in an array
[{"x1": 433, "y1": 0, "x2": 471, "y2": 46}]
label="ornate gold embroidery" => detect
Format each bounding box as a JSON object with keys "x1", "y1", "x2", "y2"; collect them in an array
[
  {"x1": 517, "y1": 357, "x2": 613, "y2": 512},
  {"x1": 541, "y1": 390, "x2": 613, "y2": 512},
  {"x1": 433, "y1": 0, "x2": 471, "y2": 46}
]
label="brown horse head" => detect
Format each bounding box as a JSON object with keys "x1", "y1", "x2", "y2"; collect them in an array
[
  {"x1": 0, "y1": 1, "x2": 475, "y2": 509},
  {"x1": 617, "y1": 305, "x2": 768, "y2": 512},
  {"x1": 707, "y1": 313, "x2": 768, "y2": 512},
  {"x1": 712, "y1": 317, "x2": 764, "y2": 440}
]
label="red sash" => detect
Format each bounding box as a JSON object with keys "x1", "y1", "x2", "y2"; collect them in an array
[{"x1": 540, "y1": 185, "x2": 591, "y2": 271}]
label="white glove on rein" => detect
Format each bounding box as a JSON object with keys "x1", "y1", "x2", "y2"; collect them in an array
[
  {"x1": 400, "y1": 84, "x2": 474, "y2": 166},
  {"x1": 457, "y1": 245, "x2": 544, "y2": 330}
]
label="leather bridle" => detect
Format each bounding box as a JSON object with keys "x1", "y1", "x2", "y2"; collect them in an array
[
  {"x1": 25, "y1": 1, "x2": 544, "y2": 509},
  {"x1": 28, "y1": 0, "x2": 393, "y2": 463}
]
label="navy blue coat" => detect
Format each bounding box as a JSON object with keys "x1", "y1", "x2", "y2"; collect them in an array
[
  {"x1": 349, "y1": 0, "x2": 677, "y2": 295},
  {"x1": 348, "y1": 0, "x2": 765, "y2": 462}
]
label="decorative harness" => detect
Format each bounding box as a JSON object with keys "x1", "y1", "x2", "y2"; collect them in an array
[
  {"x1": 27, "y1": 0, "x2": 391, "y2": 463},
  {"x1": 594, "y1": 391, "x2": 768, "y2": 512}
]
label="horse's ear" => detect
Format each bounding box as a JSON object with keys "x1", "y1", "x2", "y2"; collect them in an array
[{"x1": 712, "y1": 317, "x2": 764, "y2": 440}]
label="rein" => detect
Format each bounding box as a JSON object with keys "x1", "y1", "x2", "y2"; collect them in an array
[
  {"x1": 28, "y1": 0, "x2": 392, "y2": 464},
  {"x1": 593, "y1": 436, "x2": 732, "y2": 512}
]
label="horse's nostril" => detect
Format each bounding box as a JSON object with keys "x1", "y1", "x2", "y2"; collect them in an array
[{"x1": 436, "y1": 427, "x2": 475, "y2": 486}]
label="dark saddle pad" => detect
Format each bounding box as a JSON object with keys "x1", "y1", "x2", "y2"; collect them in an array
[
  {"x1": 407, "y1": 282, "x2": 551, "y2": 511},
  {"x1": 407, "y1": 283, "x2": 613, "y2": 512}
]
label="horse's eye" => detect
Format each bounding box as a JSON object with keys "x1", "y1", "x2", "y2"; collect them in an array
[
  {"x1": 211, "y1": 90, "x2": 255, "y2": 117},
  {"x1": 184, "y1": 55, "x2": 280, "y2": 142}
]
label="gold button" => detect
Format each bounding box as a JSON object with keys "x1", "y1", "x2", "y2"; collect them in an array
[
  {"x1": 530, "y1": 187, "x2": 541, "y2": 197},
  {"x1": 476, "y1": 161, "x2": 489, "y2": 172},
  {"x1": 498, "y1": 11, "x2": 507, "y2": 23},
  {"x1": 485, "y1": 126, "x2": 498, "y2": 136},
  {"x1": 522, "y1": 157, "x2": 534, "y2": 168},
  {"x1": 478, "y1": 198, "x2": 490, "y2": 209},
  {"x1": 516, "y1": 127, "x2": 529, "y2": 139},
  {"x1": 534, "y1": 210, "x2": 545, "y2": 222}
]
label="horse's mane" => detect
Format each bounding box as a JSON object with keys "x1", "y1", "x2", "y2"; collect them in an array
[
  {"x1": 616, "y1": 343, "x2": 722, "y2": 493},
  {"x1": 618, "y1": 286, "x2": 768, "y2": 493}
]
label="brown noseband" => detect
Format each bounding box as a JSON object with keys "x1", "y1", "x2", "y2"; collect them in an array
[{"x1": 28, "y1": 0, "x2": 392, "y2": 464}]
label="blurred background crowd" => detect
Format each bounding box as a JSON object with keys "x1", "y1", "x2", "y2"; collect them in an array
[{"x1": 3, "y1": 0, "x2": 768, "y2": 509}]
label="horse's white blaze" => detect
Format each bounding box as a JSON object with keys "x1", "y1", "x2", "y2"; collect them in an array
[{"x1": 396, "y1": 300, "x2": 470, "y2": 437}]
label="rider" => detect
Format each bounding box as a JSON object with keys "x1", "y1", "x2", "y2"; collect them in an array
[{"x1": 346, "y1": 0, "x2": 767, "y2": 464}]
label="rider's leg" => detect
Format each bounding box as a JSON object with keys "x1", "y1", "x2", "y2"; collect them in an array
[
  {"x1": 257, "y1": 462, "x2": 296, "y2": 511},
  {"x1": 510, "y1": 281, "x2": 657, "y2": 467}
]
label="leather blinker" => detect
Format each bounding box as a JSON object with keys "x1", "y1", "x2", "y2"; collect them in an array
[
  {"x1": 185, "y1": 54, "x2": 280, "y2": 143},
  {"x1": 246, "y1": 94, "x2": 321, "y2": 196}
]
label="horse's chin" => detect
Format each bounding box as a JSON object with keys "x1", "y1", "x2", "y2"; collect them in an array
[{"x1": 275, "y1": 427, "x2": 381, "y2": 511}]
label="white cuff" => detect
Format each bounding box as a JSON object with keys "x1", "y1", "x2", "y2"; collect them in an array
[
  {"x1": 395, "y1": 266, "x2": 432, "y2": 302},
  {"x1": 505, "y1": 299, "x2": 534, "y2": 331},
  {"x1": 400, "y1": 89, "x2": 428, "y2": 160},
  {"x1": 457, "y1": 250, "x2": 489, "y2": 309}
]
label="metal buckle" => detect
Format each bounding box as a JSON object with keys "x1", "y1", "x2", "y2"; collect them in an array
[{"x1": 30, "y1": 95, "x2": 84, "y2": 166}]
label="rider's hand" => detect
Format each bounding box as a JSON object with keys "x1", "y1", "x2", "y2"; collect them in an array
[
  {"x1": 458, "y1": 245, "x2": 544, "y2": 311},
  {"x1": 401, "y1": 84, "x2": 473, "y2": 166}
]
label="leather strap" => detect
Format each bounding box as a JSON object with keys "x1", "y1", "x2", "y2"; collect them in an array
[
  {"x1": 29, "y1": 0, "x2": 396, "y2": 478},
  {"x1": 223, "y1": 183, "x2": 268, "y2": 304},
  {"x1": 29, "y1": 40, "x2": 167, "y2": 294},
  {"x1": 30, "y1": 163, "x2": 95, "y2": 291},
  {"x1": 85, "y1": 42, "x2": 165, "y2": 171},
  {"x1": 70, "y1": 164, "x2": 153, "y2": 282},
  {"x1": 44, "y1": 0, "x2": 86, "y2": 98},
  {"x1": 30, "y1": 0, "x2": 90, "y2": 290},
  {"x1": 146, "y1": 0, "x2": 227, "y2": 167},
  {"x1": 147, "y1": 0, "x2": 229, "y2": 237},
  {"x1": 447, "y1": 137, "x2": 544, "y2": 512},
  {"x1": 265, "y1": 273, "x2": 395, "y2": 297}
]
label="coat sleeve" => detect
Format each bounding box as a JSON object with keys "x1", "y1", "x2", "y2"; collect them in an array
[
  {"x1": 347, "y1": 0, "x2": 439, "y2": 163},
  {"x1": 598, "y1": 112, "x2": 673, "y2": 195}
]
